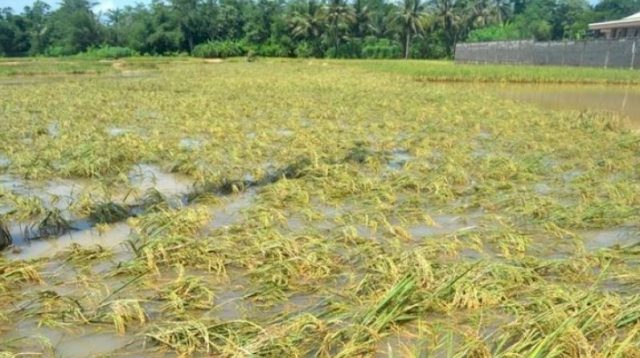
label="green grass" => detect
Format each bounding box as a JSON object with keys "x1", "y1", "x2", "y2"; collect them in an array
[
  {"x1": 340, "y1": 59, "x2": 640, "y2": 84},
  {"x1": 4, "y1": 57, "x2": 640, "y2": 84},
  {"x1": 0, "y1": 56, "x2": 185, "y2": 77}
]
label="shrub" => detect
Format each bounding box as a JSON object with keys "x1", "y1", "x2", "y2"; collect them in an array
[
  {"x1": 80, "y1": 46, "x2": 138, "y2": 59},
  {"x1": 255, "y1": 43, "x2": 290, "y2": 57},
  {"x1": 467, "y1": 23, "x2": 523, "y2": 43},
  {"x1": 192, "y1": 41, "x2": 246, "y2": 58},
  {"x1": 45, "y1": 46, "x2": 72, "y2": 57},
  {"x1": 362, "y1": 38, "x2": 401, "y2": 59},
  {"x1": 294, "y1": 42, "x2": 314, "y2": 58}
]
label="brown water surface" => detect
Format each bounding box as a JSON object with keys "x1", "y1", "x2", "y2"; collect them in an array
[{"x1": 491, "y1": 84, "x2": 640, "y2": 129}]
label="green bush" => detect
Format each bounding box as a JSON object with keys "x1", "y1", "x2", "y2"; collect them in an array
[
  {"x1": 362, "y1": 38, "x2": 401, "y2": 59},
  {"x1": 192, "y1": 41, "x2": 246, "y2": 58},
  {"x1": 467, "y1": 23, "x2": 523, "y2": 42},
  {"x1": 294, "y1": 42, "x2": 314, "y2": 58},
  {"x1": 79, "y1": 46, "x2": 138, "y2": 59},
  {"x1": 45, "y1": 46, "x2": 72, "y2": 57},
  {"x1": 255, "y1": 43, "x2": 290, "y2": 57}
]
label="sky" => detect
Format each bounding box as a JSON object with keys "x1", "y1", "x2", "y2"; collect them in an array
[
  {"x1": 2, "y1": 0, "x2": 603, "y2": 15},
  {"x1": 2, "y1": 0, "x2": 146, "y2": 13}
]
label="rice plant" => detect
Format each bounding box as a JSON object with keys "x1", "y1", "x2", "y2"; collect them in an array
[{"x1": 0, "y1": 58, "x2": 638, "y2": 357}]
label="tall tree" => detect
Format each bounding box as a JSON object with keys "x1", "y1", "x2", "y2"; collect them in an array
[
  {"x1": 430, "y1": 0, "x2": 475, "y2": 55},
  {"x1": 49, "y1": 0, "x2": 102, "y2": 54},
  {"x1": 0, "y1": 8, "x2": 30, "y2": 56},
  {"x1": 0, "y1": 0, "x2": 626, "y2": 59},
  {"x1": 324, "y1": 0, "x2": 355, "y2": 56},
  {"x1": 23, "y1": 0, "x2": 50, "y2": 54},
  {"x1": 395, "y1": 0, "x2": 426, "y2": 59},
  {"x1": 593, "y1": 0, "x2": 640, "y2": 21},
  {"x1": 352, "y1": 0, "x2": 372, "y2": 38},
  {"x1": 171, "y1": 0, "x2": 200, "y2": 53}
]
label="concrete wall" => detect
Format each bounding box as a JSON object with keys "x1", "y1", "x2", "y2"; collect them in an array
[{"x1": 455, "y1": 39, "x2": 640, "y2": 69}]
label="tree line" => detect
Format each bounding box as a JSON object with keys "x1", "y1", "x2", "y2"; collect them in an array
[{"x1": 1, "y1": 0, "x2": 639, "y2": 59}]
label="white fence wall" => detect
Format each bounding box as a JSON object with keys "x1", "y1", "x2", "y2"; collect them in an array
[{"x1": 455, "y1": 39, "x2": 640, "y2": 69}]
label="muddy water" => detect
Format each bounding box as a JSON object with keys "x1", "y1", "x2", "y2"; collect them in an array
[
  {"x1": 6, "y1": 222, "x2": 132, "y2": 260},
  {"x1": 1, "y1": 320, "x2": 136, "y2": 358},
  {"x1": 1, "y1": 165, "x2": 194, "y2": 258},
  {"x1": 128, "y1": 164, "x2": 193, "y2": 197},
  {"x1": 209, "y1": 188, "x2": 257, "y2": 229},
  {"x1": 490, "y1": 84, "x2": 640, "y2": 129},
  {"x1": 581, "y1": 227, "x2": 639, "y2": 251},
  {"x1": 0, "y1": 175, "x2": 89, "y2": 213}
]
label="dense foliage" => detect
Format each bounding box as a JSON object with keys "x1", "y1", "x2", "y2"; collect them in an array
[{"x1": 1, "y1": 0, "x2": 639, "y2": 59}]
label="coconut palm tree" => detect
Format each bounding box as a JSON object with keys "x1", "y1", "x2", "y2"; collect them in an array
[
  {"x1": 430, "y1": 0, "x2": 475, "y2": 56},
  {"x1": 288, "y1": 0, "x2": 324, "y2": 40},
  {"x1": 352, "y1": 0, "x2": 372, "y2": 38},
  {"x1": 494, "y1": 0, "x2": 513, "y2": 24},
  {"x1": 395, "y1": 0, "x2": 426, "y2": 59},
  {"x1": 324, "y1": 0, "x2": 355, "y2": 56}
]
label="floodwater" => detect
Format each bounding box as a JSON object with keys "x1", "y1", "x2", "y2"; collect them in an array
[
  {"x1": 1, "y1": 320, "x2": 136, "y2": 358},
  {"x1": 208, "y1": 188, "x2": 257, "y2": 229},
  {"x1": 582, "y1": 227, "x2": 639, "y2": 251},
  {"x1": 0, "y1": 174, "x2": 89, "y2": 213},
  {"x1": 491, "y1": 83, "x2": 640, "y2": 129},
  {"x1": 1, "y1": 165, "x2": 194, "y2": 258},
  {"x1": 128, "y1": 164, "x2": 193, "y2": 198},
  {"x1": 408, "y1": 214, "x2": 478, "y2": 239},
  {"x1": 6, "y1": 222, "x2": 132, "y2": 260}
]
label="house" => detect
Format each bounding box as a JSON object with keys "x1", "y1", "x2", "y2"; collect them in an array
[{"x1": 589, "y1": 12, "x2": 640, "y2": 39}]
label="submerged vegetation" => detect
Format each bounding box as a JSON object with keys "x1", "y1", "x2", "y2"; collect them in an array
[{"x1": 0, "y1": 59, "x2": 639, "y2": 356}]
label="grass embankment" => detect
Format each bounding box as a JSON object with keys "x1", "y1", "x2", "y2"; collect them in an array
[
  {"x1": 4, "y1": 56, "x2": 640, "y2": 85},
  {"x1": 342, "y1": 59, "x2": 640, "y2": 84},
  {"x1": 0, "y1": 57, "x2": 187, "y2": 77},
  {"x1": 0, "y1": 59, "x2": 639, "y2": 356}
]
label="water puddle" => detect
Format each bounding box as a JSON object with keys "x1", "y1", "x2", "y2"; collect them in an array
[
  {"x1": 533, "y1": 182, "x2": 552, "y2": 195},
  {"x1": 434, "y1": 82, "x2": 640, "y2": 129},
  {"x1": 276, "y1": 129, "x2": 295, "y2": 138},
  {"x1": 179, "y1": 138, "x2": 202, "y2": 150},
  {"x1": 213, "y1": 286, "x2": 321, "y2": 323},
  {"x1": 581, "y1": 227, "x2": 638, "y2": 251},
  {"x1": 106, "y1": 127, "x2": 130, "y2": 137},
  {"x1": 387, "y1": 149, "x2": 413, "y2": 171},
  {"x1": 0, "y1": 175, "x2": 88, "y2": 212},
  {"x1": 493, "y1": 84, "x2": 640, "y2": 129},
  {"x1": 408, "y1": 214, "x2": 478, "y2": 240},
  {"x1": 209, "y1": 188, "x2": 257, "y2": 229},
  {"x1": 5, "y1": 222, "x2": 132, "y2": 260},
  {"x1": 128, "y1": 164, "x2": 193, "y2": 198},
  {"x1": 47, "y1": 122, "x2": 60, "y2": 137},
  {"x1": 0, "y1": 320, "x2": 135, "y2": 358},
  {"x1": 0, "y1": 154, "x2": 10, "y2": 168}
]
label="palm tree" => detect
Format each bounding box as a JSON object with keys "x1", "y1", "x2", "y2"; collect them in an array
[
  {"x1": 324, "y1": 0, "x2": 355, "y2": 56},
  {"x1": 431, "y1": 0, "x2": 474, "y2": 56},
  {"x1": 471, "y1": 0, "x2": 512, "y2": 27},
  {"x1": 352, "y1": 0, "x2": 371, "y2": 38},
  {"x1": 494, "y1": 0, "x2": 513, "y2": 24},
  {"x1": 395, "y1": 0, "x2": 426, "y2": 59},
  {"x1": 288, "y1": 0, "x2": 324, "y2": 40},
  {"x1": 472, "y1": 0, "x2": 494, "y2": 27},
  {"x1": 106, "y1": 9, "x2": 123, "y2": 44}
]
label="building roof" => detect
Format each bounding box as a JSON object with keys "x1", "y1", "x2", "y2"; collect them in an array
[{"x1": 589, "y1": 12, "x2": 640, "y2": 30}]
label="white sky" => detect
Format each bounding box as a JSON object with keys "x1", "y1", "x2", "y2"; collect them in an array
[
  {"x1": 1, "y1": 0, "x2": 604, "y2": 14},
  {"x1": 3, "y1": 0, "x2": 145, "y2": 13}
]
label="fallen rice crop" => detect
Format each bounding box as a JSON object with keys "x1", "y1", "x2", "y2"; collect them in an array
[{"x1": 0, "y1": 58, "x2": 639, "y2": 356}]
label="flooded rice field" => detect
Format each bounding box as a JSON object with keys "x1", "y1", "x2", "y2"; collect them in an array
[
  {"x1": 495, "y1": 84, "x2": 640, "y2": 129},
  {"x1": 1, "y1": 60, "x2": 640, "y2": 356}
]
